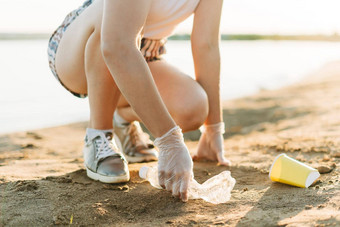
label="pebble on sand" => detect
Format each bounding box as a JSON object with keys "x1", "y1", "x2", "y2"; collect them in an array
[{"x1": 317, "y1": 165, "x2": 334, "y2": 174}]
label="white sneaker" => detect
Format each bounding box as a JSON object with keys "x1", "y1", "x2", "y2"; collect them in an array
[
  {"x1": 83, "y1": 130, "x2": 129, "y2": 183},
  {"x1": 113, "y1": 120, "x2": 158, "y2": 163}
]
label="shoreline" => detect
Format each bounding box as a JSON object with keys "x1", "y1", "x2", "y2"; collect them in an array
[
  {"x1": 0, "y1": 61, "x2": 339, "y2": 225},
  {"x1": 6, "y1": 40, "x2": 340, "y2": 136},
  {"x1": 1, "y1": 32, "x2": 340, "y2": 41}
]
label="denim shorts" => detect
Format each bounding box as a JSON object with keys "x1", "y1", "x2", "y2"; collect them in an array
[{"x1": 47, "y1": 0, "x2": 166, "y2": 98}]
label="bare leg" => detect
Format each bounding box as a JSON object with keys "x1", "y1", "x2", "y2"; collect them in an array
[
  {"x1": 85, "y1": 30, "x2": 121, "y2": 129},
  {"x1": 53, "y1": 1, "x2": 130, "y2": 183},
  {"x1": 116, "y1": 107, "x2": 139, "y2": 123},
  {"x1": 116, "y1": 60, "x2": 209, "y2": 132},
  {"x1": 54, "y1": 0, "x2": 120, "y2": 130}
]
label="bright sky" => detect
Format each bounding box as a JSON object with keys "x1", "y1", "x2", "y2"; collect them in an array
[{"x1": 0, "y1": 0, "x2": 340, "y2": 35}]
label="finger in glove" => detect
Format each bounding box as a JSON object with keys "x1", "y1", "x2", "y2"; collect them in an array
[
  {"x1": 165, "y1": 172, "x2": 175, "y2": 191},
  {"x1": 179, "y1": 173, "x2": 191, "y2": 202},
  {"x1": 158, "y1": 169, "x2": 166, "y2": 189},
  {"x1": 172, "y1": 175, "x2": 181, "y2": 197}
]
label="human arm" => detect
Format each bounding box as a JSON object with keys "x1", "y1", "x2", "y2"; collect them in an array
[
  {"x1": 191, "y1": 0, "x2": 223, "y2": 125},
  {"x1": 101, "y1": 0, "x2": 174, "y2": 137},
  {"x1": 101, "y1": 0, "x2": 193, "y2": 200},
  {"x1": 191, "y1": 0, "x2": 230, "y2": 165}
]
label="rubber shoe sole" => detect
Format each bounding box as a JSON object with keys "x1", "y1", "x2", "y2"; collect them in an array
[{"x1": 85, "y1": 167, "x2": 130, "y2": 184}]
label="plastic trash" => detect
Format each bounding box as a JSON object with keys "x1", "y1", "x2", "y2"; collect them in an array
[
  {"x1": 269, "y1": 153, "x2": 320, "y2": 188},
  {"x1": 139, "y1": 166, "x2": 236, "y2": 204}
]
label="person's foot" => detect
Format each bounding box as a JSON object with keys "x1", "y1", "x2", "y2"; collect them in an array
[
  {"x1": 83, "y1": 129, "x2": 129, "y2": 183},
  {"x1": 113, "y1": 116, "x2": 158, "y2": 163}
]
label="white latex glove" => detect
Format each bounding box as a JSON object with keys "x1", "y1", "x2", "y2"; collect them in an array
[
  {"x1": 154, "y1": 126, "x2": 193, "y2": 202},
  {"x1": 193, "y1": 122, "x2": 231, "y2": 166}
]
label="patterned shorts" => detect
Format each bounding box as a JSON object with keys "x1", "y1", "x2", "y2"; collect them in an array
[
  {"x1": 47, "y1": 0, "x2": 93, "y2": 98},
  {"x1": 47, "y1": 0, "x2": 166, "y2": 99}
]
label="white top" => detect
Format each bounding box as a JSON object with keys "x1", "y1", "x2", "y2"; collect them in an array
[{"x1": 144, "y1": 0, "x2": 200, "y2": 39}]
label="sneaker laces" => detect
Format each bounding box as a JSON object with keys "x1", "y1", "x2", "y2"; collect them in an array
[
  {"x1": 127, "y1": 122, "x2": 151, "y2": 148},
  {"x1": 86, "y1": 132, "x2": 119, "y2": 160}
]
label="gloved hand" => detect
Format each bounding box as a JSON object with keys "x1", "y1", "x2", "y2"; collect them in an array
[
  {"x1": 193, "y1": 122, "x2": 231, "y2": 166},
  {"x1": 154, "y1": 126, "x2": 193, "y2": 202}
]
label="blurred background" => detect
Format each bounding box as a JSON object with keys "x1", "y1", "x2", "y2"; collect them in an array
[{"x1": 1, "y1": 0, "x2": 340, "y2": 134}]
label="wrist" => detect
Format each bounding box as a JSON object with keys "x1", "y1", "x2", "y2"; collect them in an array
[
  {"x1": 200, "y1": 122, "x2": 225, "y2": 134},
  {"x1": 204, "y1": 114, "x2": 222, "y2": 125},
  {"x1": 204, "y1": 108, "x2": 223, "y2": 125},
  {"x1": 154, "y1": 125, "x2": 185, "y2": 154}
]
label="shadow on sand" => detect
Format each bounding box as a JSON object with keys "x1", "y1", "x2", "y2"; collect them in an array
[{"x1": 235, "y1": 183, "x2": 330, "y2": 226}]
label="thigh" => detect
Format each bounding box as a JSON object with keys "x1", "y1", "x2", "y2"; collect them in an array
[
  {"x1": 54, "y1": 0, "x2": 104, "y2": 94},
  {"x1": 118, "y1": 60, "x2": 208, "y2": 118}
]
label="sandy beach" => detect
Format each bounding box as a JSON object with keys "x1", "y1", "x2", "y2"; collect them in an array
[{"x1": 1, "y1": 61, "x2": 339, "y2": 226}]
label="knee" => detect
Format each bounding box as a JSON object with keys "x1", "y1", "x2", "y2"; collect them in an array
[{"x1": 174, "y1": 90, "x2": 209, "y2": 132}]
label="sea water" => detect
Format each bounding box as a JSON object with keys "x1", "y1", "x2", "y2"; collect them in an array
[{"x1": 1, "y1": 39, "x2": 340, "y2": 134}]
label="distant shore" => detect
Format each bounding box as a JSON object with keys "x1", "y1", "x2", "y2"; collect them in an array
[{"x1": 1, "y1": 32, "x2": 340, "y2": 41}]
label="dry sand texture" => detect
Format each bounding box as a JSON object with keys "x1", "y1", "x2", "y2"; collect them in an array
[{"x1": 0, "y1": 62, "x2": 340, "y2": 226}]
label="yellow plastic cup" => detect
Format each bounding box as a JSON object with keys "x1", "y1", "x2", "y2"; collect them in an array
[{"x1": 269, "y1": 153, "x2": 320, "y2": 188}]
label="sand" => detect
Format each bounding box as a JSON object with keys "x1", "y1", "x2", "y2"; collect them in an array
[{"x1": 1, "y1": 62, "x2": 339, "y2": 226}]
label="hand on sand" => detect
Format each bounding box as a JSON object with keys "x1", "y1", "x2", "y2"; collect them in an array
[
  {"x1": 154, "y1": 126, "x2": 193, "y2": 202},
  {"x1": 192, "y1": 122, "x2": 231, "y2": 166}
]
